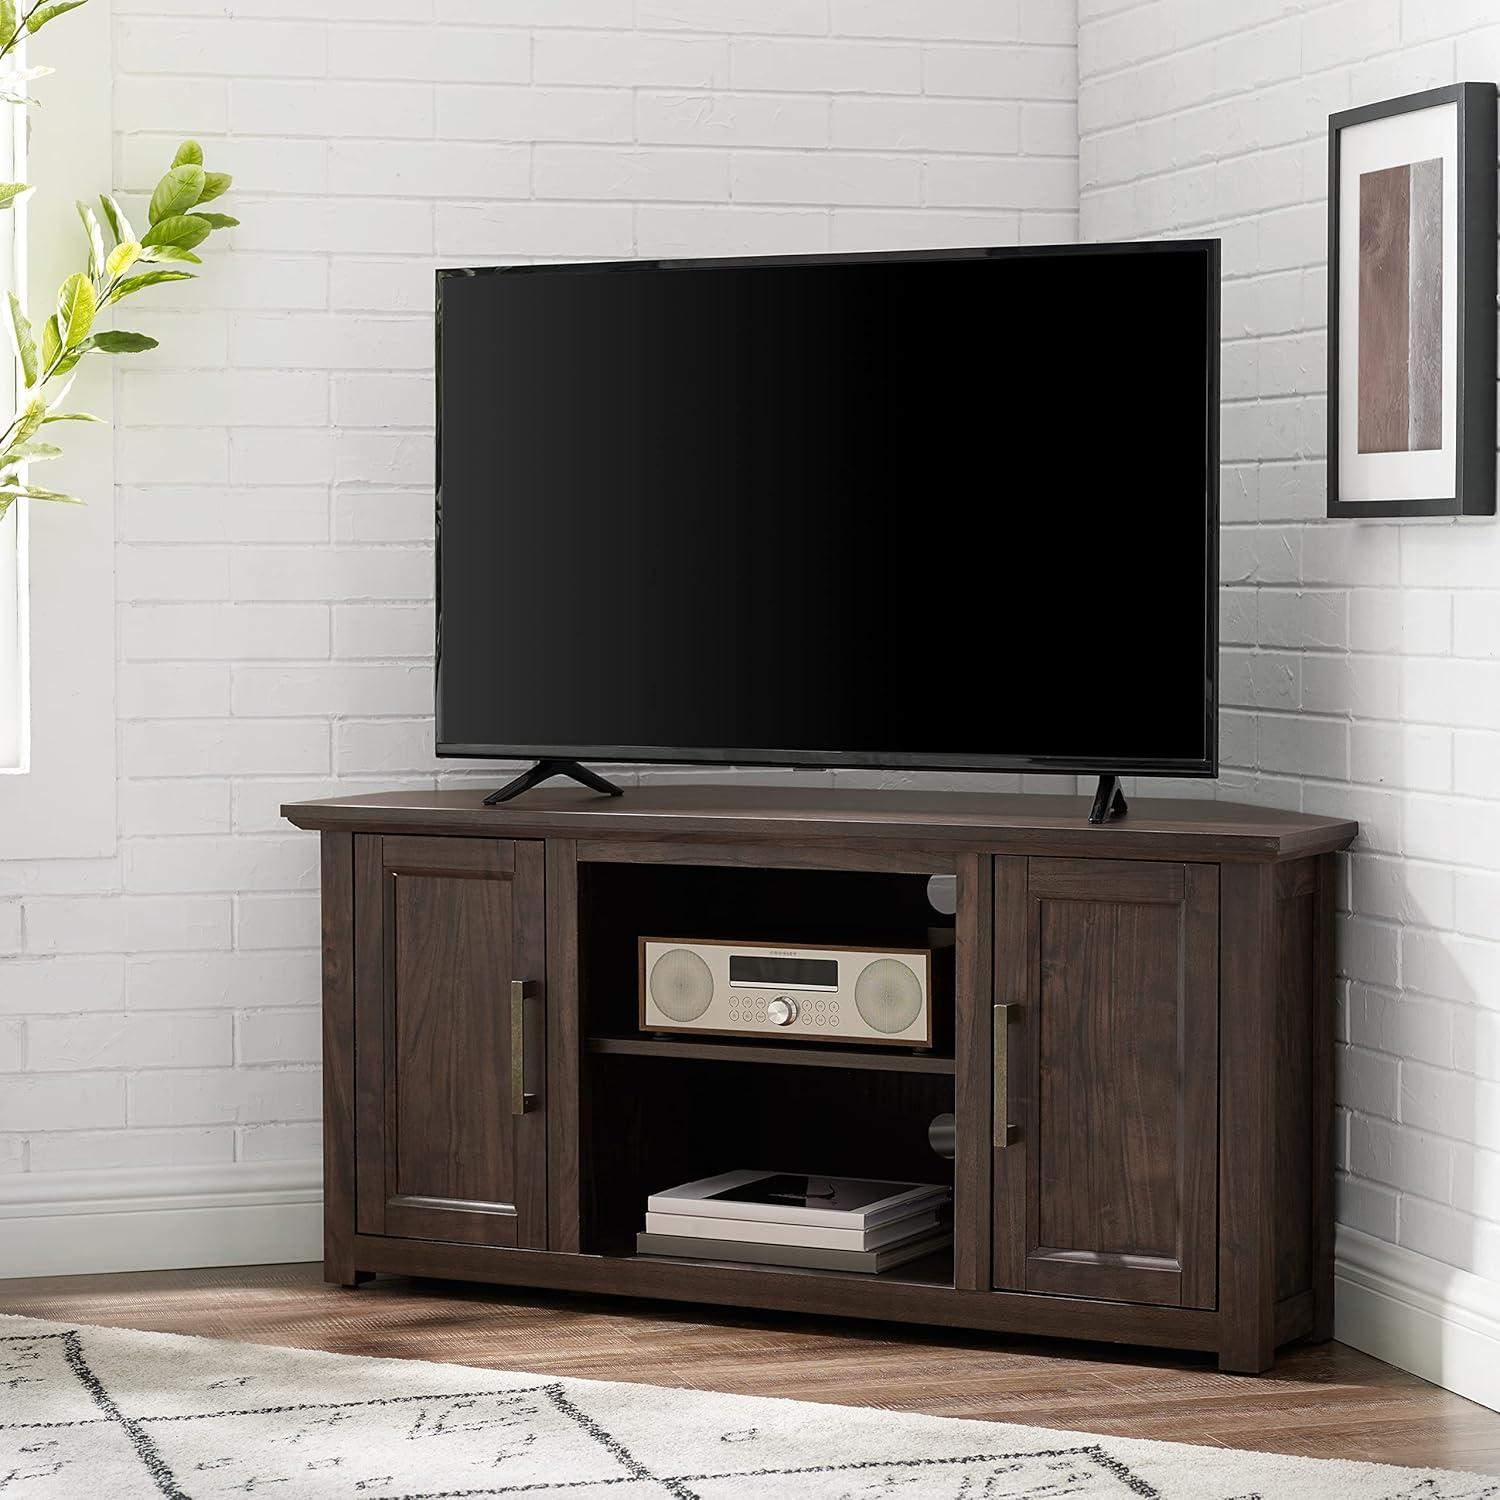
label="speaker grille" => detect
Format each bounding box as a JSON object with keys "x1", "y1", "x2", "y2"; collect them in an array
[
  {"x1": 853, "y1": 957, "x2": 923, "y2": 1035},
  {"x1": 648, "y1": 948, "x2": 714, "y2": 1022}
]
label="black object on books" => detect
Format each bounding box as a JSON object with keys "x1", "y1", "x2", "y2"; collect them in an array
[{"x1": 636, "y1": 1227, "x2": 953, "y2": 1275}]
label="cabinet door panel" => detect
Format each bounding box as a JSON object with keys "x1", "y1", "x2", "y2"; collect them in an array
[
  {"x1": 994, "y1": 857, "x2": 1218, "y2": 1309},
  {"x1": 1035, "y1": 895, "x2": 1183, "y2": 1259},
  {"x1": 355, "y1": 835, "x2": 546, "y2": 1248}
]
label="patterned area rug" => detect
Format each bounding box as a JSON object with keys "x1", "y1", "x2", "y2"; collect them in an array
[{"x1": 1, "y1": 1312, "x2": 1496, "y2": 1498}]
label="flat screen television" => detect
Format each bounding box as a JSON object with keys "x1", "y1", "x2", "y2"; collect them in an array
[{"x1": 436, "y1": 243, "x2": 1219, "y2": 787}]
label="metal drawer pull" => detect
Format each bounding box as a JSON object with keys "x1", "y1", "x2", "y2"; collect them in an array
[
  {"x1": 993, "y1": 1003, "x2": 1019, "y2": 1148},
  {"x1": 511, "y1": 980, "x2": 537, "y2": 1115}
]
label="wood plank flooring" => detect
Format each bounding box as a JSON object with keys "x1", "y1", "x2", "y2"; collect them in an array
[{"x1": 2, "y1": 1262, "x2": 1498, "y2": 1476}]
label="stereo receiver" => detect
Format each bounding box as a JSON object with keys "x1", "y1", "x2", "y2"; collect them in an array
[{"x1": 639, "y1": 938, "x2": 934, "y2": 1048}]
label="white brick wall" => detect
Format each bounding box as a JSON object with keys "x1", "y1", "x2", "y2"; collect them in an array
[
  {"x1": 0, "y1": 3, "x2": 1077, "y2": 1207},
  {"x1": 1078, "y1": 0, "x2": 1500, "y2": 1286}
]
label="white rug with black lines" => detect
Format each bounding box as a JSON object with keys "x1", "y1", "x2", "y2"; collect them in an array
[{"x1": 1, "y1": 1312, "x2": 1496, "y2": 1498}]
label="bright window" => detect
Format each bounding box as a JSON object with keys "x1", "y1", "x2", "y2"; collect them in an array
[
  {"x1": 0, "y1": 46, "x2": 24, "y2": 773},
  {"x1": 0, "y1": 505, "x2": 25, "y2": 774}
]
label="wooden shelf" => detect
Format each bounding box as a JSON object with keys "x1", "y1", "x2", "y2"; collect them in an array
[
  {"x1": 599, "y1": 1242, "x2": 955, "y2": 1291},
  {"x1": 585, "y1": 1033, "x2": 956, "y2": 1075}
]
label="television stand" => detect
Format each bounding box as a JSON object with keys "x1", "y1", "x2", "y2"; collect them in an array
[
  {"x1": 284, "y1": 783, "x2": 1357, "y2": 1374},
  {"x1": 483, "y1": 759, "x2": 624, "y2": 805},
  {"x1": 1088, "y1": 774, "x2": 1128, "y2": 825}
]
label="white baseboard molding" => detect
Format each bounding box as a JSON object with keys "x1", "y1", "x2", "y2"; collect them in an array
[
  {"x1": 0, "y1": 1160, "x2": 322, "y2": 1280},
  {"x1": 1336, "y1": 1224, "x2": 1500, "y2": 1414}
]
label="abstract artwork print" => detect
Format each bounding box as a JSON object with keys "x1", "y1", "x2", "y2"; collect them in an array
[{"x1": 1328, "y1": 83, "x2": 1496, "y2": 516}]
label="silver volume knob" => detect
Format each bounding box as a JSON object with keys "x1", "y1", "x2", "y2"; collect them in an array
[{"x1": 766, "y1": 996, "x2": 798, "y2": 1027}]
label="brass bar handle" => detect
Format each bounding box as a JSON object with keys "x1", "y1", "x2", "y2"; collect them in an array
[
  {"x1": 511, "y1": 980, "x2": 537, "y2": 1116},
  {"x1": 993, "y1": 1003, "x2": 1019, "y2": 1149}
]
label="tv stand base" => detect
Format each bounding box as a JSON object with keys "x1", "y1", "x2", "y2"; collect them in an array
[{"x1": 484, "y1": 759, "x2": 624, "y2": 805}]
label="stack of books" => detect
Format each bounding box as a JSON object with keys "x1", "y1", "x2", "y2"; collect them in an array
[{"x1": 637, "y1": 1169, "x2": 952, "y2": 1274}]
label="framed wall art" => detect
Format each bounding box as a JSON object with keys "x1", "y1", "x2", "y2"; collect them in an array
[{"x1": 1328, "y1": 82, "x2": 1497, "y2": 517}]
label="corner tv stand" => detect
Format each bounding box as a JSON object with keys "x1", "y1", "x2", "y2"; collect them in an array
[{"x1": 284, "y1": 785, "x2": 1356, "y2": 1374}]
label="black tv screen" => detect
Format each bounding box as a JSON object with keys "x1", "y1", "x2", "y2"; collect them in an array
[{"x1": 436, "y1": 243, "x2": 1219, "y2": 777}]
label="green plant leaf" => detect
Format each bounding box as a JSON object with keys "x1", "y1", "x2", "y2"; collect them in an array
[
  {"x1": 194, "y1": 211, "x2": 239, "y2": 230},
  {"x1": 0, "y1": 66, "x2": 53, "y2": 103},
  {"x1": 148, "y1": 163, "x2": 204, "y2": 225},
  {"x1": 141, "y1": 212, "x2": 210, "y2": 252},
  {"x1": 172, "y1": 139, "x2": 202, "y2": 168},
  {"x1": 39, "y1": 313, "x2": 58, "y2": 370},
  {"x1": 141, "y1": 244, "x2": 200, "y2": 264},
  {"x1": 0, "y1": 484, "x2": 84, "y2": 503},
  {"x1": 7, "y1": 292, "x2": 35, "y2": 387},
  {"x1": 196, "y1": 171, "x2": 231, "y2": 206},
  {"x1": 99, "y1": 193, "x2": 135, "y2": 246},
  {"x1": 55, "y1": 272, "x2": 95, "y2": 348},
  {"x1": 41, "y1": 410, "x2": 103, "y2": 423},
  {"x1": 105, "y1": 240, "x2": 140, "y2": 279},
  {"x1": 86, "y1": 330, "x2": 158, "y2": 353},
  {"x1": 13, "y1": 391, "x2": 47, "y2": 445},
  {"x1": 77, "y1": 199, "x2": 105, "y2": 279},
  {"x1": 106, "y1": 268, "x2": 194, "y2": 304},
  {"x1": 26, "y1": 0, "x2": 89, "y2": 34},
  {"x1": 0, "y1": 182, "x2": 32, "y2": 210},
  {"x1": 0, "y1": 2, "x2": 16, "y2": 42},
  {"x1": 8, "y1": 440, "x2": 60, "y2": 459}
]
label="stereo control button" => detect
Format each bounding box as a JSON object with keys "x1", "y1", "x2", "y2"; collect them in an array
[{"x1": 766, "y1": 996, "x2": 798, "y2": 1027}]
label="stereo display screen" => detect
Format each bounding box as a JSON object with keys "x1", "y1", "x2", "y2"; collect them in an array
[{"x1": 729, "y1": 955, "x2": 839, "y2": 990}]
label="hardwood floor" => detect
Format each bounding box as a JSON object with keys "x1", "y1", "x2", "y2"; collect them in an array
[{"x1": 2, "y1": 1261, "x2": 1498, "y2": 1476}]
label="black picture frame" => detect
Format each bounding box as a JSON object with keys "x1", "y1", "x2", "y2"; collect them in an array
[{"x1": 1327, "y1": 82, "x2": 1497, "y2": 518}]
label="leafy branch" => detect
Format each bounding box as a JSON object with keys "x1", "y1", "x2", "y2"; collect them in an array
[{"x1": 0, "y1": 0, "x2": 235, "y2": 523}]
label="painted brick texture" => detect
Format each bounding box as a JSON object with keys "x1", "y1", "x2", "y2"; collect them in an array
[
  {"x1": 1078, "y1": 0, "x2": 1500, "y2": 1282},
  {"x1": 0, "y1": 2, "x2": 1078, "y2": 1188}
]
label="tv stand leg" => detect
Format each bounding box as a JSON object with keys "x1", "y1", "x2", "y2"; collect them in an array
[
  {"x1": 1088, "y1": 774, "x2": 1128, "y2": 825},
  {"x1": 483, "y1": 759, "x2": 625, "y2": 805}
]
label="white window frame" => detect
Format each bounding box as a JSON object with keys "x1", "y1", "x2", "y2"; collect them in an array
[
  {"x1": 0, "y1": 0, "x2": 116, "y2": 855},
  {"x1": 0, "y1": 59, "x2": 27, "y2": 773},
  {"x1": 0, "y1": 502, "x2": 28, "y2": 774}
]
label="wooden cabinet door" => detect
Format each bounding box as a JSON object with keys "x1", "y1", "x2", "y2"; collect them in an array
[
  {"x1": 354, "y1": 835, "x2": 546, "y2": 1248},
  {"x1": 993, "y1": 857, "x2": 1218, "y2": 1308}
]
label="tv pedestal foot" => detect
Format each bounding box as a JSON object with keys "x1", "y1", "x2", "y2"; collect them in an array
[
  {"x1": 484, "y1": 760, "x2": 625, "y2": 805},
  {"x1": 1088, "y1": 774, "x2": 1129, "y2": 825}
]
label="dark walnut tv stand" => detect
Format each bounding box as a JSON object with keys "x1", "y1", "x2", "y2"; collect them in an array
[{"x1": 284, "y1": 785, "x2": 1356, "y2": 1375}]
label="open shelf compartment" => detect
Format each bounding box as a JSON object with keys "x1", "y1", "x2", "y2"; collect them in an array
[
  {"x1": 577, "y1": 857, "x2": 956, "y2": 1067},
  {"x1": 582, "y1": 1052, "x2": 956, "y2": 1289}
]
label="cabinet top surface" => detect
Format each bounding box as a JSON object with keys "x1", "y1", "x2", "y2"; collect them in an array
[{"x1": 282, "y1": 785, "x2": 1357, "y2": 860}]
